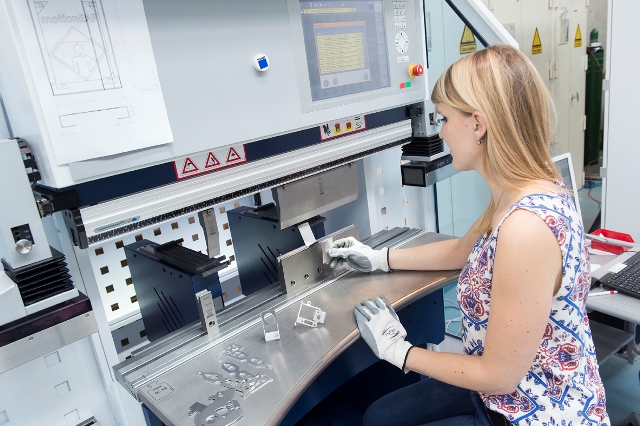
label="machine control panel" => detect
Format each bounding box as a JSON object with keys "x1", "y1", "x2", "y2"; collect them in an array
[{"x1": 292, "y1": 0, "x2": 426, "y2": 112}]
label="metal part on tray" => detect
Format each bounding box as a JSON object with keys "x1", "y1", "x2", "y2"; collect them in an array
[
  {"x1": 218, "y1": 344, "x2": 271, "y2": 369},
  {"x1": 279, "y1": 225, "x2": 359, "y2": 294},
  {"x1": 260, "y1": 310, "x2": 280, "y2": 342},
  {"x1": 294, "y1": 301, "x2": 326, "y2": 328},
  {"x1": 199, "y1": 362, "x2": 273, "y2": 399},
  {"x1": 190, "y1": 388, "x2": 243, "y2": 426}
]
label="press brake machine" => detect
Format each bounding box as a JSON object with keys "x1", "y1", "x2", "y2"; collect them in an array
[{"x1": 0, "y1": 0, "x2": 514, "y2": 424}]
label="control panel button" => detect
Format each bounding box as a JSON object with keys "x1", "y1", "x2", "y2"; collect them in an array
[
  {"x1": 15, "y1": 239, "x2": 33, "y2": 254},
  {"x1": 253, "y1": 54, "x2": 269, "y2": 71},
  {"x1": 395, "y1": 32, "x2": 408, "y2": 54},
  {"x1": 408, "y1": 63, "x2": 424, "y2": 78}
]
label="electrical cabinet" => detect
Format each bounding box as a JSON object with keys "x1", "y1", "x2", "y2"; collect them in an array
[{"x1": 486, "y1": 0, "x2": 587, "y2": 187}]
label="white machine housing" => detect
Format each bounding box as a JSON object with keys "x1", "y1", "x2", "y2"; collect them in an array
[{"x1": 0, "y1": 0, "x2": 429, "y2": 188}]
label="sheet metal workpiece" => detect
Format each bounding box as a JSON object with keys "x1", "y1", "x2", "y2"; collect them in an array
[
  {"x1": 115, "y1": 231, "x2": 459, "y2": 426},
  {"x1": 279, "y1": 224, "x2": 359, "y2": 294}
]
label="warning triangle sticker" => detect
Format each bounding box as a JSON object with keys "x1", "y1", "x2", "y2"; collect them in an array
[
  {"x1": 574, "y1": 24, "x2": 582, "y2": 47},
  {"x1": 226, "y1": 147, "x2": 242, "y2": 163},
  {"x1": 182, "y1": 157, "x2": 199, "y2": 174},
  {"x1": 459, "y1": 26, "x2": 477, "y2": 55},
  {"x1": 532, "y1": 28, "x2": 542, "y2": 54},
  {"x1": 204, "y1": 152, "x2": 221, "y2": 168},
  {"x1": 34, "y1": 1, "x2": 48, "y2": 14}
]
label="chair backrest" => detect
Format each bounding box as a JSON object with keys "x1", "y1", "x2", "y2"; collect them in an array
[{"x1": 552, "y1": 152, "x2": 582, "y2": 220}]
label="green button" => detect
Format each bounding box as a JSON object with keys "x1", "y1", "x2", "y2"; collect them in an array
[{"x1": 406, "y1": 81, "x2": 412, "y2": 88}]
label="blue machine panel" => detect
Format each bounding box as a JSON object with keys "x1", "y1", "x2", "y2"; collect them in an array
[
  {"x1": 227, "y1": 204, "x2": 325, "y2": 296},
  {"x1": 124, "y1": 239, "x2": 223, "y2": 342}
]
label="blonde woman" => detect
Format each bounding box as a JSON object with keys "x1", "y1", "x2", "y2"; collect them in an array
[{"x1": 329, "y1": 44, "x2": 609, "y2": 425}]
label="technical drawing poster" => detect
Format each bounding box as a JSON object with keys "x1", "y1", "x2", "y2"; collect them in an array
[
  {"x1": 11, "y1": 0, "x2": 172, "y2": 164},
  {"x1": 29, "y1": 0, "x2": 122, "y2": 95}
]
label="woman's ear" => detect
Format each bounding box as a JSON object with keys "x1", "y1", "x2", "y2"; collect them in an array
[{"x1": 472, "y1": 110, "x2": 487, "y2": 142}]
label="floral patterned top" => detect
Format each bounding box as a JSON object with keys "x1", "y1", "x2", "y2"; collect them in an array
[{"x1": 457, "y1": 184, "x2": 609, "y2": 425}]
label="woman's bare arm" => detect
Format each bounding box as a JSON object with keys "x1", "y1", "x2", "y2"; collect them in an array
[
  {"x1": 403, "y1": 209, "x2": 561, "y2": 395},
  {"x1": 388, "y1": 216, "x2": 483, "y2": 271}
]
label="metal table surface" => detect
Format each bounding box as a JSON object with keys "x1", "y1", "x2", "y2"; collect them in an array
[{"x1": 119, "y1": 232, "x2": 460, "y2": 426}]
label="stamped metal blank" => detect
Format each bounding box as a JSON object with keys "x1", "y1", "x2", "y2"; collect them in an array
[
  {"x1": 294, "y1": 301, "x2": 326, "y2": 328},
  {"x1": 191, "y1": 389, "x2": 243, "y2": 426}
]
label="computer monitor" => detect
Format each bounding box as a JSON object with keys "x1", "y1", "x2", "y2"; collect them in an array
[
  {"x1": 298, "y1": 1, "x2": 391, "y2": 102},
  {"x1": 552, "y1": 153, "x2": 582, "y2": 220}
]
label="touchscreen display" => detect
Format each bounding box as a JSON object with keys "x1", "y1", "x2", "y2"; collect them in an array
[{"x1": 300, "y1": 1, "x2": 390, "y2": 101}]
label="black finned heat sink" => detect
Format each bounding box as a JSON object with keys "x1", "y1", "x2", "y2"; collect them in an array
[
  {"x1": 401, "y1": 135, "x2": 444, "y2": 158},
  {"x1": 1, "y1": 247, "x2": 74, "y2": 306}
]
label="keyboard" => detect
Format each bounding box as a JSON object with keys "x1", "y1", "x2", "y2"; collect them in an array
[{"x1": 598, "y1": 251, "x2": 640, "y2": 299}]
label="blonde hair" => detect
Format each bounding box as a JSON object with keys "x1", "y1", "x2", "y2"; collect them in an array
[{"x1": 431, "y1": 44, "x2": 561, "y2": 234}]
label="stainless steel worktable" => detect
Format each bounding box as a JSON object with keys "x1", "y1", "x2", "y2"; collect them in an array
[{"x1": 115, "y1": 232, "x2": 460, "y2": 426}]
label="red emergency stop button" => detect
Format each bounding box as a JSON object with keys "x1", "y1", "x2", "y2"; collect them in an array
[{"x1": 409, "y1": 63, "x2": 424, "y2": 78}]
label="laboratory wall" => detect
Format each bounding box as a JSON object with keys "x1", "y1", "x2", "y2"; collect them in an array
[
  {"x1": 424, "y1": 0, "x2": 491, "y2": 237},
  {"x1": 484, "y1": 0, "x2": 587, "y2": 187},
  {"x1": 602, "y1": 0, "x2": 640, "y2": 241}
]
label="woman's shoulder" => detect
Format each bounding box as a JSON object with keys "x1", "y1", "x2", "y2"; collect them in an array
[
  {"x1": 495, "y1": 181, "x2": 571, "y2": 232},
  {"x1": 513, "y1": 180, "x2": 571, "y2": 207},
  {"x1": 520, "y1": 179, "x2": 565, "y2": 196}
]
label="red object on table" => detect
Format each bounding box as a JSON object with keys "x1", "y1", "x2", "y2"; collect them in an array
[{"x1": 590, "y1": 228, "x2": 635, "y2": 255}]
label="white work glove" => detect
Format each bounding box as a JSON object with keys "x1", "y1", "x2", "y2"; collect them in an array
[
  {"x1": 327, "y1": 237, "x2": 390, "y2": 272},
  {"x1": 354, "y1": 295, "x2": 414, "y2": 372}
]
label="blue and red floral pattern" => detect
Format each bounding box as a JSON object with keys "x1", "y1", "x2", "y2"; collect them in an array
[{"x1": 458, "y1": 184, "x2": 609, "y2": 425}]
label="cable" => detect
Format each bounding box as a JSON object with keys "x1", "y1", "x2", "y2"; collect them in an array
[
  {"x1": 584, "y1": 156, "x2": 602, "y2": 205},
  {"x1": 445, "y1": 317, "x2": 462, "y2": 336},
  {"x1": 588, "y1": 49, "x2": 605, "y2": 79}
]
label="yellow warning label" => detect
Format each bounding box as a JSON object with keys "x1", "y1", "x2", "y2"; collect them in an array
[
  {"x1": 460, "y1": 26, "x2": 477, "y2": 55},
  {"x1": 532, "y1": 28, "x2": 542, "y2": 55},
  {"x1": 574, "y1": 24, "x2": 582, "y2": 47}
]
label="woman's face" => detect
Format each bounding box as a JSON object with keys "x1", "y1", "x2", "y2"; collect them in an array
[{"x1": 436, "y1": 102, "x2": 484, "y2": 172}]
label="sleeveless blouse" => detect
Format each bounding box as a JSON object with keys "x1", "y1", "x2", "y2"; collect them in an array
[{"x1": 457, "y1": 185, "x2": 610, "y2": 425}]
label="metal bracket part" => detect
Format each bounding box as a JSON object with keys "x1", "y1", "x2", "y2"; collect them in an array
[
  {"x1": 190, "y1": 388, "x2": 243, "y2": 426},
  {"x1": 297, "y1": 222, "x2": 316, "y2": 247},
  {"x1": 196, "y1": 290, "x2": 220, "y2": 335},
  {"x1": 198, "y1": 208, "x2": 221, "y2": 257},
  {"x1": 199, "y1": 362, "x2": 273, "y2": 399},
  {"x1": 217, "y1": 344, "x2": 271, "y2": 368},
  {"x1": 260, "y1": 310, "x2": 280, "y2": 342},
  {"x1": 278, "y1": 225, "x2": 359, "y2": 294},
  {"x1": 294, "y1": 301, "x2": 326, "y2": 328}
]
